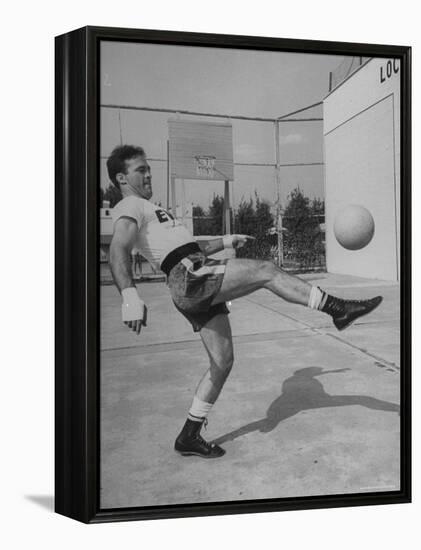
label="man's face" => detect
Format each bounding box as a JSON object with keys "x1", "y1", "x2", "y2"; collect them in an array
[{"x1": 118, "y1": 155, "x2": 152, "y2": 200}]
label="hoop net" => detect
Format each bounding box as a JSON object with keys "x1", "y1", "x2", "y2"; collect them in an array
[{"x1": 195, "y1": 155, "x2": 216, "y2": 178}]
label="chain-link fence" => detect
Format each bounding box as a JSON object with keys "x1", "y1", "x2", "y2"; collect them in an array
[
  {"x1": 191, "y1": 207, "x2": 326, "y2": 272},
  {"x1": 282, "y1": 215, "x2": 325, "y2": 271},
  {"x1": 101, "y1": 101, "x2": 327, "y2": 280}
]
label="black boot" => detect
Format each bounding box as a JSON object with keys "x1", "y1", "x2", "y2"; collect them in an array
[
  {"x1": 321, "y1": 292, "x2": 383, "y2": 331},
  {"x1": 174, "y1": 418, "x2": 225, "y2": 458}
]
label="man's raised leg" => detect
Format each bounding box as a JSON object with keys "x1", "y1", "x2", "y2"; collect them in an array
[
  {"x1": 211, "y1": 258, "x2": 382, "y2": 331},
  {"x1": 212, "y1": 258, "x2": 311, "y2": 305}
]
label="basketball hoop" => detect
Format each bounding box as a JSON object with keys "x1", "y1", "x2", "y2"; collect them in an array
[
  {"x1": 168, "y1": 119, "x2": 233, "y2": 181},
  {"x1": 195, "y1": 155, "x2": 216, "y2": 178}
]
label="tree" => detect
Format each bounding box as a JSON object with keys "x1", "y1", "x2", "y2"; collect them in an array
[
  {"x1": 282, "y1": 187, "x2": 324, "y2": 269},
  {"x1": 235, "y1": 193, "x2": 274, "y2": 260},
  {"x1": 254, "y1": 194, "x2": 276, "y2": 259},
  {"x1": 207, "y1": 194, "x2": 225, "y2": 235},
  {"x1": 192, "y1": 204, "x2": 210, "y2": 235},
  {"x1": 192, "y1": 191, "x2": 275, "y2": 260},
  {"x1": 311, "y1": 197, "x2": 325, "y2": 217},
  {"x1": 235, "y1": 197, "x2": 254, "y2": 235},
  {"x1": 192, "y1": 196, "x2": 229, "y2": 236}
]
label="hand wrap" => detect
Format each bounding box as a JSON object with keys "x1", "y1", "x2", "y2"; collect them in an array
[{"x1": 121, "y1": 287, "x2": 145, "y2": 322}]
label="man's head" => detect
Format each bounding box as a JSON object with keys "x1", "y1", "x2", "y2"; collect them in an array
[{"x1": 106, "y1": 145, "x2": 152, "y2": 200}]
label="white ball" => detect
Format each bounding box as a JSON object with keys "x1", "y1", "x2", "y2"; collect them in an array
[{"x1": 334, "y1": 205, "x2": 375, "y2": 250}]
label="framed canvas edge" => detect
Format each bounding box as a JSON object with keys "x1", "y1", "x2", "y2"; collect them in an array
[{"x1": 55, "y1": 25, "x2": 412, "y2": 524}]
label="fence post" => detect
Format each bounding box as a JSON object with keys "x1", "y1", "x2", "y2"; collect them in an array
[
  {"x1": 224, "y1": 180, "x2": 231, "y2": 234},
  {"x1": 166, "y1": 140, "x2": 170, "y2": 210},
  {"x1": 171, "y1": 177, "x2": 176, "y2": 218},
  {"x1": 278, "y1": 211, "x2": 284, "y2": 266},
  {"x1": 274, "y1": 120, "x2": 282, "y2": 267}
]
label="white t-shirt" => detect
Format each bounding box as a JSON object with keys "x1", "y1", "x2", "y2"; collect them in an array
[{"x1": 112, "y1": 196, "x2": 195, "y2": 270}]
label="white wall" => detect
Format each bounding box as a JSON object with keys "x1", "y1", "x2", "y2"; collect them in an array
[{"x1": 324, "y1": 58, "x2": 400, "y2": 280}]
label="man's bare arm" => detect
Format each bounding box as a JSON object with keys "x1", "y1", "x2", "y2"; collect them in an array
[
  {"x1": 109, "y1": 217, "x2": 147, "y2": 334},
  {"x1": 197, "y1": 235, "x2": 255, "y2": 256},
  {"x1": 109, "y1": 217, "x2": 138, "y2": 291},
  {"x1": 197, "y1": 238, "x2": 224, "y2": 257}
]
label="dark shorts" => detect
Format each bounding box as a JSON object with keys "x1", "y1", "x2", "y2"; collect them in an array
[{"x1": 167, "y1": 251, "x2": 229, "y2": 332}]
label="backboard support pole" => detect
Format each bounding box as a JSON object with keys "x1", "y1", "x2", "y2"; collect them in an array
[{"x1": 224, "y1": 180, "x2": 231, "y2": 235}]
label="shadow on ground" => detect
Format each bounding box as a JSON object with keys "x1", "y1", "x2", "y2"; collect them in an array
[{"x1": 214, "y1": 366, "x2": 400, "y2": 445}]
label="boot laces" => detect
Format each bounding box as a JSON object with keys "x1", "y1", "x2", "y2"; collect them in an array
[
  {"x1": 197, "y1": 420, "x2": 216, "y2": 448},
  {"x1": 330, "y1": 297, "x2": 366, "y2": 315},
  {"x1": 196, "y1": 433, "x2": 215, "y2": 449}
]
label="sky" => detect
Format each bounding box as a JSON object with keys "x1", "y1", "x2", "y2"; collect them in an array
[{"x1": 100, "y1": 41, "x2": 344, "y2": 209}]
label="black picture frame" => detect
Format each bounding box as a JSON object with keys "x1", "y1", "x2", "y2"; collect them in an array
[{"x1": 55, "y1": 26, "x2": 411, "y2": 524}]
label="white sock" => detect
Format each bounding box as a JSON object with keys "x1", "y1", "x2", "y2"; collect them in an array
[
  {"x1": 308, "y1": 286, "x2": 327, "y2": 310},
  {"x1": 188, "y1": 396, "x2": 213, "y2": 422}
]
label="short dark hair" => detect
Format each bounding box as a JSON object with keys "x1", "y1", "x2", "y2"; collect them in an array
[{"x1": 106, "y1": 145, "x2": 146, "y2": 189}]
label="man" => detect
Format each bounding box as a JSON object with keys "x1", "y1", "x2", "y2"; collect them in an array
[{"x1": 107, "y1": 144, "x2": 382, "y2": 459}]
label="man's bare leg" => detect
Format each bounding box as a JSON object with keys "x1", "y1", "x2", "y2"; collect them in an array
[
  {"x1": 196, "y1": 314, "x2": 234, "y2": 403},
  {"x1": 175, "y1": 314, "x2": 233, "y2": 458},
  {"x1": 212, "y1": 258, "x2": 311, "y2": 305},
  {"x1": 211, "y1": 258, "x2": 383, "y2": 331}
]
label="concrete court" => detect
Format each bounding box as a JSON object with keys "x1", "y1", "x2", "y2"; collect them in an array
[{"x1": 100, "y1": 273, "x2": 400, "y2": 509}]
